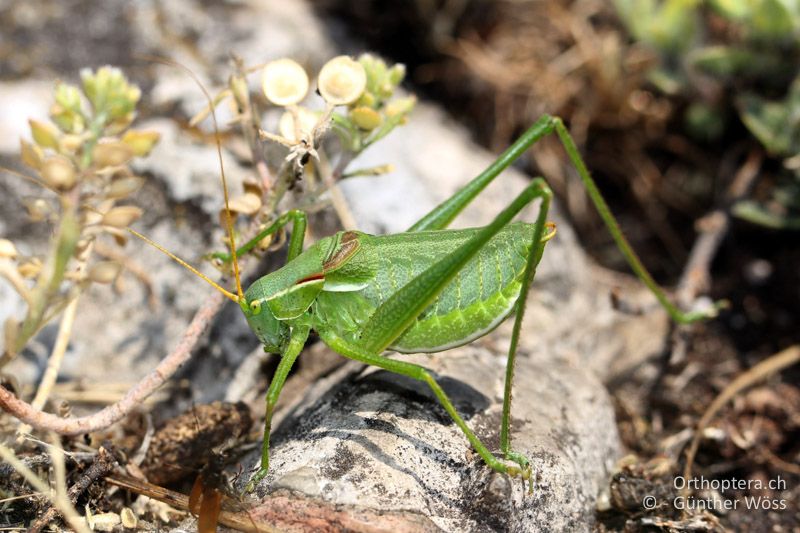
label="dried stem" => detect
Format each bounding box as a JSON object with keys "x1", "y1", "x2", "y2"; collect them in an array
[
  {"x1": 16, "y1": 295, "x2": 81, "y2": 441},
  {"x1": 0, "y1": 261, "x2": 33, "y2": 306},
  {"x1": 318, "y1": 151, "x2": 358, "y2": 230}
]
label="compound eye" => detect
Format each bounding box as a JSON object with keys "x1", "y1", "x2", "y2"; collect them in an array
[{"x1": 249, "y1": 299, "x2": 262, "y2": 315}]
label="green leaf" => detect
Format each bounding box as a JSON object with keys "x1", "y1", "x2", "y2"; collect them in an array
[
  {"x1": 733, "y1": 200, "x2": 800, "y2": 229},
  {"x1": 689, "y1": 46, "x2": 782, "y2": 78}
]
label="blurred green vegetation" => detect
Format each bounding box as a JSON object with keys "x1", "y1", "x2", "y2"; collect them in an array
[{"x1": 614, "y1": 0, "x2": 800, "y2": 229}]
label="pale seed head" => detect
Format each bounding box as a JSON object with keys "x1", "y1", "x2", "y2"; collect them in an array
[
  {"x1": 219, "y1": 192, "x2": 262, "y2": 228},
  {"x1": 262, "y1": 59, "x2": 309, "y2": 106},
  {"x1": 23, "y1": 198, "x2": 51, "y2": 222},
  {"x1": 121, "y1": 130, "x2": 160, "y2": 157},
  {"x1": 318, "y1": 56, "x2": 367, "y2": 106},
  {"x1": 19, "y1": 139, "x2": 43, "y2": 170},
  {"x1": 29, "y1": 119, "x2": 59, "y2": 149},
  {"x1": 59, "y1": 134, "x2": 84, "y2": 154}
]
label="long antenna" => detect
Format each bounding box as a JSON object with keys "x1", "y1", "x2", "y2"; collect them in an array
[
  {"x1": 126, "y1": 227, "x2": 240, "y2": 303},
  {"x1": 137, "y1": 56, "x2": 245, "y2": 302}
]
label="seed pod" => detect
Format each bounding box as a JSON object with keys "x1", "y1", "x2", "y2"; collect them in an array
[
  {"x1": 18, "y1": 258, "x2": 42, "y2": 279},
  {"x1": 242, "y1": 179, "x2": 264, "y2": 198},
  {"x1": 19, "y1": 139, "x2": 43, "y2": 170},
  {"x1": 318, "y1": 56, "x2": 367, "y2": 106},
  {"x1": 93, "y1": 140, "x2": 134, "y2": 168},
  {"x1": 262, "y1": 59, "x2": 309, "y2": 106},
  {"x1": 356, "y1": 91, "x2": 376, "y2": 108},
  {"x1": 29, "y1": 119, "x2": 59, "y2": 149},
  {"x1": 74, "y1": 237, "x2": 93, "y2": 258},
  {"x1": 59, "y1": 134, "x2": 84, "y2": 153},
  {"x1": 41, "y1": 155, "x2": 78, "y2": 191},
  {"x1": 107, "y1": 176, "x2": 145, "y2": 199},
  {"x1": 88, "y1": 261, "x2": 121, "y2": 284},
  {"x1": 350, "y1": 106, "x2": 382, "y2": 130},
  {"x1": 23, "y1": 198, "x2": 51, "y2": 222},
  {"x1": 121, "y1": 129, "x2": 160, "y2": 157},
  {"x1": 102, "y1": 206, "x2": 143, "y2": 228},
  {"x1": 0, "y1": 239, "x2": 17, "y2": 260}
]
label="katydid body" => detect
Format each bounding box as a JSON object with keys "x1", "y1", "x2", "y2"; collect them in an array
[
  {"x1": 138, "y1": 114, "x2": 718, "y2": 494},
  {"x1": 244, "y1": 222, "x2": 539, "y2": 355}
]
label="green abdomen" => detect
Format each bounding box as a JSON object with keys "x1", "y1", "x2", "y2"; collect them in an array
[{"x1": 314, "y1": 223, "x2": 533, "y2": 353}]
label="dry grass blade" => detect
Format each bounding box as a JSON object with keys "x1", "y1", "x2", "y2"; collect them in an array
[{"x1": 682, "y1": 345, "x2": 800, "y2": 503}]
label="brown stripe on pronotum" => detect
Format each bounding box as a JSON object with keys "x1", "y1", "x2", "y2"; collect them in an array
[{"x1": 323, "y1": 231, "x2": 360, "y2": 272}]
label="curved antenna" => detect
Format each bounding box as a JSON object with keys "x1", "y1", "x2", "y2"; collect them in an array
[{"x1": 137, "y1": 55, "x2": 245, "y2": 302}]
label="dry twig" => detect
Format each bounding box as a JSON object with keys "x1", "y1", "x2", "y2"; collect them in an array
[{"x1": 676, "y1": 149, "x2": 763, "y2": 306}]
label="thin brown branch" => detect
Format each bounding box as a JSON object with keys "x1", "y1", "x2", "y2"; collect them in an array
[
  {"x1": 0, "y1": 291, "x2": 226, "y2": 435},
  {"x1": 676, "y1": 149, "x2": 762, "y2": 306}
]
